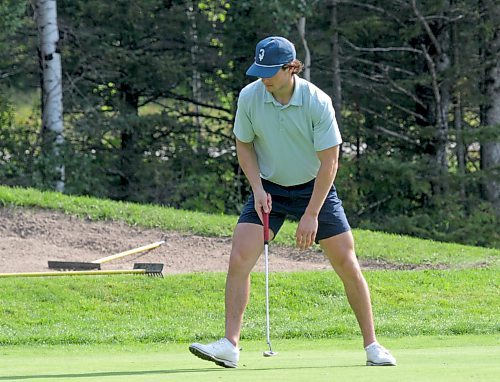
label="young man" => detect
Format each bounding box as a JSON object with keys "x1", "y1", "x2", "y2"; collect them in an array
[{"x1": 189, "y1": 36, "x2": 396, "y2": 368}]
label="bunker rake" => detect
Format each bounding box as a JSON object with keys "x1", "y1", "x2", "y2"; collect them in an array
[
  {"x1": 0, "y1": 262, "x2": 164, "y2": 278},
  {"x1": 48, "y1": 240, "x2": 165, "y2": 271}
]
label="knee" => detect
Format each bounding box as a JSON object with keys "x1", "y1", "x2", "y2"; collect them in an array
[
  {"x1": 333, "y1": 252, "x2": 363, "y2": 280},
  {"x1": 228, "y1": 247, "x2": 256, "y2": 275}
]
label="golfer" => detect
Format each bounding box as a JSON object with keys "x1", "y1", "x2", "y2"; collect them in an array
[{"x1": 189, "y1": 36, "x2": 396, "y2": 368}]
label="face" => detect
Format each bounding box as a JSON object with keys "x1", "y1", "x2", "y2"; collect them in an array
[{"x1": 261, "y1": 67, "x2": 293, "y2": 93}]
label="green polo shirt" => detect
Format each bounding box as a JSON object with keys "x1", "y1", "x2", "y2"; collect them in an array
[{"x1": 234, "y1": 75, "x2": 342, "y2": 186}]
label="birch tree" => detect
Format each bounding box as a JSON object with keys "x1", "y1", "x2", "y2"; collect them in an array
[{"x1": 35, "y1": 0, "x2": 64, "y2": 192}]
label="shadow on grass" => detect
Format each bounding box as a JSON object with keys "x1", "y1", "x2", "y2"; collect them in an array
[
  {"x1": 0, "y1": 369, "x2": 219, "y2": 380},
  {"x1": 0, "y1": 364, "x2": 364, "y2": 380}
]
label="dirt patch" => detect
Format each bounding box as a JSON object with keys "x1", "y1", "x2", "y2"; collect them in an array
[{"x1": 0, "y1": 206, "x2": 441, "y2": 275}]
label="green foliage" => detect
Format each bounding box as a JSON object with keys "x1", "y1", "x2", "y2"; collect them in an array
[
  {"x1": 0, "y1": 95, "x2": 12, "y2": 127},
  {"x1": 50, "y1": 0, "x2": 243, "y2": 212},
  {"x1": 0, "y1": 269, "x2": 497, "y2": 345},
  {"x1": 0, "y1": 98, "x2": 39, "y2": 187},
  {"x1": 0, "y1": 0, "x2": 25, "y2": 36},
  {"x1": 2, "y1": 0, "x2": 499, "y2": 248},
  {"x1": 365, "y1": 198, "x2": 500, "y2": 249},
  {"x1": 335, "y1": 151, "x2": 499, "y2": 248},
  {"x1": 0, "y1": 1, "x2": 36, "y2": 91}
]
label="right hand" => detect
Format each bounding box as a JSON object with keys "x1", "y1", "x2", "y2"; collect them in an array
[{"x1": 254, "y1": 188, "x2": 272, "y2": 223}]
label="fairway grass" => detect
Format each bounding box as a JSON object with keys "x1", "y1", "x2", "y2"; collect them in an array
[{"x1": 0, "y1": 336, "x2": 498, "y2": 382}]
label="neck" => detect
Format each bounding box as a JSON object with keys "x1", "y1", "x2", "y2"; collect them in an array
[{"x1": 272, "y1": 75, "x2": 295, "y2": 105}]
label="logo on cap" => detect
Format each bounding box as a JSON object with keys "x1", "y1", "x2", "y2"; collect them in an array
[
  {"x1": 246, "y1": 36, "x2": 296, "y2": 78},
  {"x1": 258, "y1": 48, "x2": 265, "y2": 62}
]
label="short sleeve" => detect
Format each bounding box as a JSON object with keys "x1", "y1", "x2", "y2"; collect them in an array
[
  {"x1": 233, "y1": 94, "x2": 255, "y2": 143},
  {"x1": 312, "y1": 97, "x2": 342, "y2": 151}
]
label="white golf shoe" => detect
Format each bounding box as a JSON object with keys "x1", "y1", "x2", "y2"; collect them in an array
[
  {"x1": 189, "y1": 338, "x2": 239, "y2": 368},
  {"x1": 365, "y1": 342, "x2": 397, "y2": 366}
]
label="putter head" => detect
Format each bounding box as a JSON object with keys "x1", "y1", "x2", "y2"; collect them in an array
[
  {"x1": 133, "y1": 263, "x2": 164, "y2": 277},
  {"x1": 263, "y1": 350, "x2": 278, "y2": 357}
]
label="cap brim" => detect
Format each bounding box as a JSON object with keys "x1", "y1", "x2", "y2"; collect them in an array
[{"x1": 246, "y1": 63, "x2": 282, "y2": 78}]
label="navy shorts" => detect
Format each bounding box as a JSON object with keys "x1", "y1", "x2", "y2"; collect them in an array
[{"x1": 238, "y1": 178, "x2": 351, "y2": 243}]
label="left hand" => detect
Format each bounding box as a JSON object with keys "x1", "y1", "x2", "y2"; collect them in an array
[{"x1": 295, "y1": 212, "x2": 318, "y2": 249}]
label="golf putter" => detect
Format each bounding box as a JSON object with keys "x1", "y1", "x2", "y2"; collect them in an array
[{"x1": 262, "y1": 210, "x2": 277, "y2": 357}]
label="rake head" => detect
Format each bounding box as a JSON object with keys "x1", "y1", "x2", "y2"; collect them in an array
[
  {"x1": 133, "y1": 263, "x2": 164, "y2": 277},
  {"x1": 48, "y1": 261, "x2": 101, "y2": 271}
]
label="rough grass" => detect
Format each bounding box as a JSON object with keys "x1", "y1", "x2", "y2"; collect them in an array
[{"x1": 0, "y1": 185, "x2": 498, "y2": 267}]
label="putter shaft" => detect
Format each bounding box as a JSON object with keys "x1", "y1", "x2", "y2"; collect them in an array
[
  {"x1": 263, "y1": 246, "x2": 277, "y2": 357},
  {"x1": 264, "y1": 242, "x2": 272, "y2": 352},
  {"x1": 262, "y1": 211, "x2": 275, "y2": 355}
]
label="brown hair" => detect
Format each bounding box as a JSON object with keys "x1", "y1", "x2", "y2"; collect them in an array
[{"x1": 282, "y1": 59, "x2": 304, "y2": 75}]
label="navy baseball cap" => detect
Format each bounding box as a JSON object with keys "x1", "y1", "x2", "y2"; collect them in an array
[{"x1": 246, "y1": 36, "x2": 296, "y2": 78}]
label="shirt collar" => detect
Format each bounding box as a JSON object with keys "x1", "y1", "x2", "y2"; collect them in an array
[{"x1": 263, "y1": 75, "x2": 303, "y2": 107}]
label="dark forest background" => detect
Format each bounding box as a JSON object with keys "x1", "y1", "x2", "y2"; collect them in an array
[{"x1": 1, "y1": 0, "x2": 499, "y2": 247}]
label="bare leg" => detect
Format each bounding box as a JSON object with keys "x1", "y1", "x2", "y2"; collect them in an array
[
  {"x1": 225, "y1": 223, "x2": 270, "y2": 347},
  {"x1": 320, "y1": 231, "x2": 377, "y2": 347}
]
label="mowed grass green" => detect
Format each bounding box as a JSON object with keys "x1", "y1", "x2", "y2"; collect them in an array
[{"x1": 0, "y1": 336, "x2": 498, "y2": 382}]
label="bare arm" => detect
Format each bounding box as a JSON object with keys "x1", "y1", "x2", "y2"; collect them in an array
[
  {"x1": 236, "y1": 138, "x2": 272, "y2": 221},
  {"x1": 296, "y1": 145, "x2": 340, "y2": 249}
]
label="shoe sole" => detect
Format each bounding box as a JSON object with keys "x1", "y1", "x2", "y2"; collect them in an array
[
  {"x1": 189, "y1": 345, "x2": 237, "y2": 368},
  {"x1": 366, "y1": 361, "x2": 397, "y2": 366}
]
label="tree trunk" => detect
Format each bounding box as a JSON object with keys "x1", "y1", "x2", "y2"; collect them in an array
[
  {"x1": 329, "y1": 0, "x2": 342, "y2": 128},
  {"x1": 451, "y1": 0, "x2": 466, "y2": 200},
  {"x1": 454, "y1": 93, "x2": 466, "y2": 199},
  {"x1": 413, "y1": 0, "x2": 451, "y2": 176},
  {"x1": 117, "y1": 84, "x2": 139, "y2": 201},
  {"x1": 482, "y1": 2, "x2": 500, "y2": 213},
  {"x1": 35, "y1": 0, "x2": 64, "y2": 192},
  {"x1": 297, "y1": 15, "x2": 311, "y2": 81},
  {"x1": 187, "y1": 1, "x2": 201, "y2": 129}
]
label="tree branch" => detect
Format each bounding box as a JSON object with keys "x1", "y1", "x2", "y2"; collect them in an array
[
  {"x1": 411, "y1": 0, "x2": 442, "y2": 55},
  {"x1": 343, "y1": 37, "x2": 422, "y2": 54},
  {"x1": 421, "y1": 44, "x2": 446, "y2": 130},
  {"x1": 336, "y1": 0, "x2": 405, "y2": 27},
  {"x1": 357, "y1": 195, "x2": 392, "y2": 216},
  {"x1": 163, "y1": 91, "x2": 232, "y2": 114},
  {"x1": 346, "y1": 56, "x2": 416, "y2": 76},
  {"x1": 372, "y1": 125, "x2": 419, "y2": 144},
  {"x1": 381, "y1": 66, "x2": 427, "y2": 108},
  {"x1": 347, "y1": 79, "x2": 429, "y2": 123}
]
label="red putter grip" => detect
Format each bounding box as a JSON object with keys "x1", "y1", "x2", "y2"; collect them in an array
[{"x1": 263, "y1": 211, "x2": 270, "y2": 243}]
